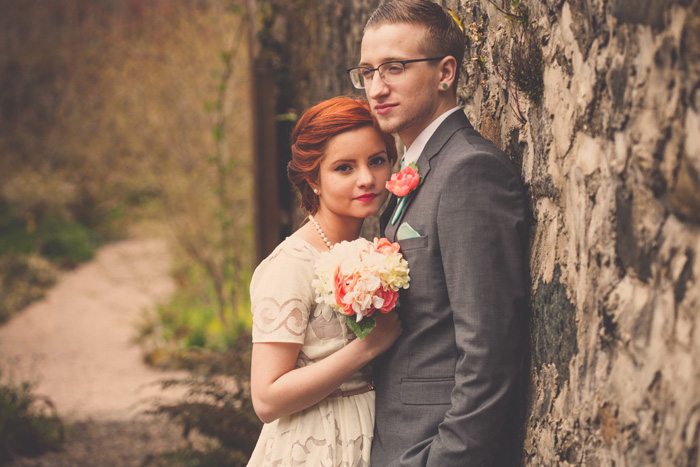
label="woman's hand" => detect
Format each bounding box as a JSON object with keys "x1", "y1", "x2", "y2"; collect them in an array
[{"x1": 250, "y1": 312, "x2": 402, "y2": 424}]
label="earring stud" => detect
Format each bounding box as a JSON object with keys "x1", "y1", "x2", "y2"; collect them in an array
[
  {"x1": 313, "y1": 188, "x2": 320, "y2": 195},
  {"x1": 442, "y1": 83, "x2": 449, "y2": 89}
]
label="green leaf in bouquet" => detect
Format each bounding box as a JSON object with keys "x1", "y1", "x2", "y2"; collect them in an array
[{"x1": 346, "y1": 316, "x2": 376, "y2": 339}]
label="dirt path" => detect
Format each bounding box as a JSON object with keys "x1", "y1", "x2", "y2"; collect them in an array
[{"x1": 0, "y1": 237, "x2": 192, "y2": 465}]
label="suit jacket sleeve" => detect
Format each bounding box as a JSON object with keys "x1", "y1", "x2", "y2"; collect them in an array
[{"x1": 403, "y1": 149, "x2": 527, "y2": 466}]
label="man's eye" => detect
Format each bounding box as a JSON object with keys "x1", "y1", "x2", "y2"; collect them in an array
[
  {"x1": 384, "y1": 64, "x2": 403, "y2": 74},
  {"x1": 360, "y1": 69, "x2": 373, "y2": 78}
]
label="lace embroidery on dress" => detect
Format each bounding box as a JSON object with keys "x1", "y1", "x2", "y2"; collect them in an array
[
  {"x1": 309, "y1": 303, "x2": 345, "y2": 341},
  {"x1": 267, "y1": 243, "x2": 314, "y2": 263},
  {"x1": 261, "y1": 405, "x2": 371, "y2": 467},
  {"x1": 253, "y1": 297, "x2": 308, "y2": 337}
]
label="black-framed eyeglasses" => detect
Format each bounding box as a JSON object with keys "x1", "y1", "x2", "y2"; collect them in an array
[{"x1": 346, "y1": 57, "x2": 445, "y2": 89}]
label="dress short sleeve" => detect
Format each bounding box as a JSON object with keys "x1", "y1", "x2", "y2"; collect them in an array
[{"x1": 250, "y1": 238, "x2": 317, "y2": 344}]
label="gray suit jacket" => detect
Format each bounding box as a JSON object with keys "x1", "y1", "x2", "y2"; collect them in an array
[{"x1": 371, "y1": 110, "x2": 528, "y2": 466}]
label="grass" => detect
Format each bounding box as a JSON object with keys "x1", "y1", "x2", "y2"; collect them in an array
[
  {"x1": 0, "y1": 213, "x2": 102, "y2": 322},
  {"x1": 0, "y1": 254, "x2": 57, "y2": 324},
  {"x1": 137, "y1": 262, "x2": 253, "y2": 369},
  {"x1": 0, "y1": 372, "x2": 64, "y2": 463},
  {"x1": 142, "y1": 333, "x2": 260, "y2": 466},
  {"x1": 0, "y1": 214, "x2": 99, "y2": 266}
]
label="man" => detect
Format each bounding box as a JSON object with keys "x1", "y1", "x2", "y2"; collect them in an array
[{"x1": 346, "y1": 1, "x2": 528, "y2": 465}]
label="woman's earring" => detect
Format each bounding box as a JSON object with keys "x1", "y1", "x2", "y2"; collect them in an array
[
  {"x1": 313, "y1": 188, "x2": 320, "y2": 195},
  {"x1": 442, "y1": 83, "x2": 449, "y2": 89}
]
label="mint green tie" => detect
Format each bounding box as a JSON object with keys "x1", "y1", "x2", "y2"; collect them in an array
[{"x1": 392, "y1": 157, "x2": 409, "y2": 225}]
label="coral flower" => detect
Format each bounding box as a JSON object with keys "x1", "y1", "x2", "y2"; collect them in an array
[
  {"x1": 373, "y1": 237, "x2": 400, "y2": 255},
  {"x1": 386, "y1": 165, "x2": 420, "y2": 197},
  {"x1": 375, "y1": 286, "x2": 399, "y2": 313},
  {"x1": 334, "y1": 269, "x2": 358, "y2": 316}
]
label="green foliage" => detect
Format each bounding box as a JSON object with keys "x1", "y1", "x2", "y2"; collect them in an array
[
  {"x1": 39, "y1": 219, "x2": 98, "y2": 266},
  {"x1": 0, "y1": 373, "x2": 64, "y2": 463},
  {"x1": 0, "y1": 253, "x2": 57, "y2": 323},
  {"x1": 0, "y1": 215, "x2": 35, "y2": 256},
  {"x1": 346, "y1": 316, "x2": 376, "y2": 340},
  {"x1": 144, "y1": 337, "x2": 260, "y2": 466},
  {"x1": 0, "y1": 213, "x2": 98, "y2": 267},
  {"x1": 137, "y1": 263, "x2": 252, "y2": 367}
]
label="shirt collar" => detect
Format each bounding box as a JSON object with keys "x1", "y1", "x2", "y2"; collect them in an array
[{"x1": 401, "y1": 106, "x2": 461, "y2": 167}]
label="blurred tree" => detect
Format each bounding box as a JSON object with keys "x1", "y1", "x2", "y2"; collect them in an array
[{"x1": 0, "y1": 0, "x2": 254, "y2": 324}]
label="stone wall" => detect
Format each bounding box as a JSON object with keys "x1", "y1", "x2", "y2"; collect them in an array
[
  {"x1": 259, "y1": 0, "x2": 700, "y2": 463},
  {"x1": 464, "y1": 1, "x2": 699, "y2": 464}
]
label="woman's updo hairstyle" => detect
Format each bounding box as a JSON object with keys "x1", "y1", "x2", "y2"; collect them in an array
[{"x1": 287, "y1": 96, "x2": 398, "y2": 214}]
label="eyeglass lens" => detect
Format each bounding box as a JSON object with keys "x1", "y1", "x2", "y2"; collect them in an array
[{"x1": 350, "y1": 62, "x2": 405, "y2": 89}]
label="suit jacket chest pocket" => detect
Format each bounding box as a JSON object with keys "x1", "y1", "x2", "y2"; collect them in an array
[
  {"x1": 397, "y1": 235, "x2": 428, "y2": 251},
  {"x1": 398, "y1": 235, "x2": 431, "y2": 284},
  {"x1": 398, "y1": 234, "x2": 435, "y2": 291}
]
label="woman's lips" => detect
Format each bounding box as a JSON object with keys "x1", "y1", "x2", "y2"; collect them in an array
[
  {"x1": 374, "y1": 103, "x2": 396, "y2": 116},
  {"x1": 356, "y1": 193, "x2": 378, "y2": 202}
]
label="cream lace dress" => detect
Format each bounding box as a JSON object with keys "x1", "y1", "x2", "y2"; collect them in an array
[{"x1": 247, "y1": 236, "x2": 375, "y2": 467}]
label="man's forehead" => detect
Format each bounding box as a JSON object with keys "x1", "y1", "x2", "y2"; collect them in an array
[{"x1": 360, "y1": 23, "x2": 427, "y2": 64}]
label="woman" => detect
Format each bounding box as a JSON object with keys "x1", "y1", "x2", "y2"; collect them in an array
[{"x1": 247, "y1": 96, "x2": 402, "y2": 466}]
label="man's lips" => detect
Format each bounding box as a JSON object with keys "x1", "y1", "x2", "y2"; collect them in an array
[
  {"x1": 374, "y1": 103, "x2": 397, "y2": 116},
  {"x1": 355, "y1": 193, "x2": 378, "y2": 202}
]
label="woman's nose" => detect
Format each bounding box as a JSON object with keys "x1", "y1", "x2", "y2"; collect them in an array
[{"x1": 356, "y1": 165, "x2": 375, "y2": 187}]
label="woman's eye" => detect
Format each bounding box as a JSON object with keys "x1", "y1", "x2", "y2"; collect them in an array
[
  {"x1": 370, "y1": 156, "x2": 387, "y2": 166},
  {"x1": 335, "y1": 164, "x2": 352, "y2": 172}
]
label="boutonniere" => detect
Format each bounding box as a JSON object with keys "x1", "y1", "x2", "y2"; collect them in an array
[{"x1": 386, "y1": 162, "x2": 423, "y2": 225}]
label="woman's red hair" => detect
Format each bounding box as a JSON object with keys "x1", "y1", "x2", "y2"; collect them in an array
[{"x1": 288, "y1": 96, "x2": 398, "y2": 214}]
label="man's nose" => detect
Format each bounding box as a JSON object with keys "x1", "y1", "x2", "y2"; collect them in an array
[{"x1": 366, "y1": 73, "x2": 389, "y2": 100}]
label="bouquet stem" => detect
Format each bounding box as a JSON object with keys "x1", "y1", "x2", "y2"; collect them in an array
[{"x1": 346, "y1": 316, "x2": 376, "y2": 339}]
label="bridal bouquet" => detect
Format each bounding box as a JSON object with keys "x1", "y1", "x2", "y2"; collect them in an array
[{"x1": 312, "y1": 238, "x2": 410, "y2": 339}]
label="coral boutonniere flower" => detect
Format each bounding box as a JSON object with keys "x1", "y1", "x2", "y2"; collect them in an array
[
  {"x1": 386, "y1": 162, "x2": 422, "y2": 197},
  {"x1": 386, "y1": 162, "x2": 423, "y2": 225}
]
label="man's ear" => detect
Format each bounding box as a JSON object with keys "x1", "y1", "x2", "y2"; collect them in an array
[{"x1": 438, "y1": 56, "x2": 458, "y2": 90}]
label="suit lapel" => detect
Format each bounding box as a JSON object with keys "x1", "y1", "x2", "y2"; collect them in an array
[
  {"x1": 380, "y1": 195, "x2": 398, "y2": 237},
  {"x1": 383, "y1": 110, "x2": 474, "y2": 241}
]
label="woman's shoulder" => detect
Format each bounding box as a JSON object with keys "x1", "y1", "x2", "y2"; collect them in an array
[
  {"x1": 261, "y1": 236, "x2": 319, "y2": 267},
  {"x1": 251, "y1": 236, "x2": 319, "y2": 287}
]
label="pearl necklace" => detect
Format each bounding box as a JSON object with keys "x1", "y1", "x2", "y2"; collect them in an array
[{"x1": 308, "y1": 214, "x2": 333, "y2": 250}]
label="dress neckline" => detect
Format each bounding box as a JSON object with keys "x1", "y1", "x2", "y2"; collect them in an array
[{"x1": 285, "y1": 235, "x2": 326, "y2": 255}]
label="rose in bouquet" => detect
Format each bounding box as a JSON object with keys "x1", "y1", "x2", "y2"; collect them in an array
[{"x1": 312, "y1": 237, "x2": 410, "y2": 339}]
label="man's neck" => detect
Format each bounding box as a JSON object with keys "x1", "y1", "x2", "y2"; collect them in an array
[{"x1": 400, "y1": 97, "x2": 457, "y2": 149}]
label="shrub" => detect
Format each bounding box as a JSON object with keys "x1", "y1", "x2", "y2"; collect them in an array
[
  {"x1": 0, "y1": 254, "x2": 57, "y2": 323},
  {"x1": 39, "y1": 219, "x2": 97, "y2": 266},
  {"x1": 137, "y1": 262, "x2": 252, "y2": 367},
  {"x1": 0, "y1": 373, "x2": 64, "y2": 463},
  {"x1": 509, "y1": 33, "x2": 544, "y2": 104},
  {"x1": 144, "y1": 335, "x2": 261, "y2": 466}
]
